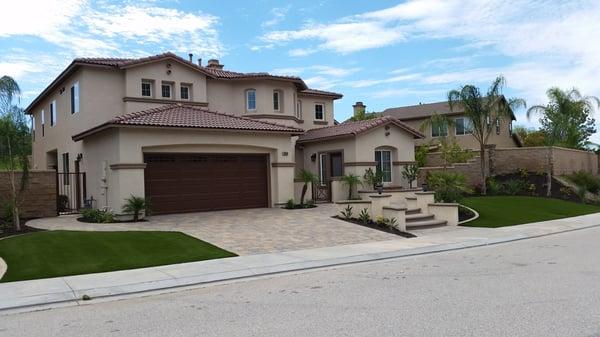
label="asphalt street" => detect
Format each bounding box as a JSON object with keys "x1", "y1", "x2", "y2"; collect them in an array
[{"x1": 2, "y1": 226, "x2": 600, "y2": 337}]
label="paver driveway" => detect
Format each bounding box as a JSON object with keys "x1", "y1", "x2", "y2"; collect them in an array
[{"x1": 28, "y1": 204, "x2": 398, "y2": 255}]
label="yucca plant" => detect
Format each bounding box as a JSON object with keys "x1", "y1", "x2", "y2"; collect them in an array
[{"x1": 122, "y1": 195, "x2": 149, "y2": 222}]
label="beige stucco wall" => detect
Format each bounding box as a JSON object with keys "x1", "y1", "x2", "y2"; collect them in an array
[
  {"x1": 81, "y1": 127, "x2": 296, "y2": 212},
  {"x1": 402, "y1": 114, "x2": 518, "y2": 150},
  {"x1": 30, "y1": 67, "x2": 125, "y2": 172},
  {"x1": 297, "y1": 95, "x2": 335, "y2": 129},
  {"x1": 299, "y1": 123, "x2": 418, "y2": 189}
]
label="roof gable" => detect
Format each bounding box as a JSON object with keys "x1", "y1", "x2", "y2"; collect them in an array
[{"x1": 297, "y1": 116, "x2": 424, "y2": 143}]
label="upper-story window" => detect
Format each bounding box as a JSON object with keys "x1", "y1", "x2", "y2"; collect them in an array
[
  {"x1": 509, "y1": 121, "x2": 513, "y2": 135},
  {"x1": 315, "y1": 104, "x2": 324, "y2": 120},
  {"x1": 246, "y1": 89, "x2": 256, "y2": 111},
  {"x1": 32, "y1": 116, "x2": 35, "y2": 142},
  {"x1": 50, "y1": 100, "x2": 57, "y2": 127},
  {"x1": 41, "y1": 109, "x2": 45, "y2": 137},
  {"x1": 180, "y1": 84, "x2": 191, "y2": 100},
  {"x1": 70, "y1": 82, "x2": 79, "y2": 114},
  {"x1": 455, "y1": 117, "x2": 473, "y2": 136},
  {"x1": 495, "y1": 117, "x2": 501, "y2": 135},
  {"x1": 273, "y1": 90, "x2": 281, "y2": 111},
  {"x1": 431, "y1": 124, "x2": 448, "y2": 138},
  {"x1": 141, "y1": 81, "x2": 152, "y2": 97},
  {"x1": 296, "y1": 100, "x2": 302, "y2": 119},
  {"x1": 161, "y1": 83, "x2": 172, "y2": 99}
]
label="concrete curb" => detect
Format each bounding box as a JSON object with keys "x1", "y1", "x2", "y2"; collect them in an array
[{"x1": 1, "y1": 215, "x2": 600, "y2": 315}]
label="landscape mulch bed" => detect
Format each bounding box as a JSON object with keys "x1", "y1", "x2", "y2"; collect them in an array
[
  {"x1": 332, "y1": 216, "x2": 416, "y2": 238},
  {"x1": 459, "y1": 206, "x2": 476, "y2": 222},
  {"x1": 76, "y1": 217, "x2": 148, "y2": 224},
  {"x1": 492, "y1": 172, "x2": 581, "y2": 203},
  {"x1": 0, "y1": 223, "x2": 45, "y2": 239},
  {"x1": 281, "y1": 204, "x2": 317, "y2": 210}
]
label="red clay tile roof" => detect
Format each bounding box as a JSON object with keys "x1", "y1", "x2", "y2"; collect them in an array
[
  {"x1": 296, "y1": 116, "x2": 424, "y2": 143},
  {"x1": 300, "y1": 88, "x2": 343, "y2": 99},
  {"x1": 381, "y1": 97, "x2": 516, "y2": 121},
  {"x1": 72, "y1": 104, "x2": 304, "y2": 141}
]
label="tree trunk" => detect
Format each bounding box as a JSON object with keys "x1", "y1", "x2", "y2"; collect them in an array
[
  {"x1": 480, "y1": 144, "x2": 487, "y2": 195},
  {"x1": 347, "y1": 185, "x2": 352, "y2": 200},
  {"x1": 546, "y1": 147, "x2": 552, "y2": 197},
  {"x1": 300, "y1": 183, "x2": 307, "y2": 205},
  {"x1": 6, "y1": 138, "x2": 21, "y2": 231}
]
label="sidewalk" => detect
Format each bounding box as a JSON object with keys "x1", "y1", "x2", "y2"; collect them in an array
[{"x1": 2, "y1": 213, "x2": 600, "y2": 314}]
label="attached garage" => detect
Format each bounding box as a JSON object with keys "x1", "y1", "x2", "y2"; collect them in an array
[{"x1": 144, "y1": 153, "x2": 269, "y2": 214}]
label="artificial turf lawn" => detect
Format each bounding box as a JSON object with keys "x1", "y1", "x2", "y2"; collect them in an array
[
  {"x1": 0, "y1": 231, "x2": 237, "y2": 282},
  {"x1": 461, "y1": 196, "x2": 600, "y2": 228}
]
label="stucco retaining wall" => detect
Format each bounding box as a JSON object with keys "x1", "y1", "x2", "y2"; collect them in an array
[{"x1": 0, "y1": 170, "x2": 56, "y2": 219}]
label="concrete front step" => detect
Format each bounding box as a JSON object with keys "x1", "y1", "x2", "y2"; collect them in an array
[
  {"x1": 406, "y1": 219, "x2": 448, "y2": 229},
  {"x1": 406, "y1": 208, "x2": 421, "y2": 215},
  {"x1": 406, "y1": 213, "x2": 435, "y2": 222}
]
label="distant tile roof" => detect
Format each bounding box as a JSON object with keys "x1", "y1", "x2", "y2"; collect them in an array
[
  {"x1": 296, "y1": 116, "x2": 424, "y2": 143},
  {"x1": 300, "y1": 88, "x2": 343, "y2": 99},
  {"x1": 381, "y1": 97, "x2": 516, "y2": 121},
  {"x1": 72, "y1": 104, "x2": 304, "y2": 141}
]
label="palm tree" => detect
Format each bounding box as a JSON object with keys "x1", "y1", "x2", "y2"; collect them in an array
[
  {"x1": 122, "y1": 195, "x2": 150, "y2": 222},
  {"x1": 0, "y1": 76, "x2": 20, "y2": 113},
  {"x1": 298, "y1": 169, "x2": 319, "y2": 205},
  {"x1": 341, "y1": 174, "x2": 361, "y2": 200},
  {"x1": 0, "y1": 75, "x2": 26, "y2": 231},
  {"x1": 448, "y1": 75, "x2": 526, "y2": 195},
  {"x1": 526, "y1": 87, "x2": 600, "y2": 196}
]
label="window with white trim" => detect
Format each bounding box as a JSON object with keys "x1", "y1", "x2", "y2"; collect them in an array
[
  {"x1": 246, "y1": 89, "x2": 256, "y2": 111},
  {"x1": 141, "y1": 81, "x2": 152, "y2": 97},
  {"x1": 495, "y1": 117, "x2": 501, "y2": 135},
  {"x1": 431, "y1": 124, "x2": 448, "y2": 137},
  {"x1": 375, "y1": 150, "x2": 392, "y2": 183},
  {"x1": 180, "y1": 84, "x2": 191, "y2": 100},
  {"x1": 32, "y1": 116, "x2": 35, "y2": 141},
  {"x1": 296, "y1": 100, "x2": 302, "y2": 118},
  {"x1": 41, "y1": 109, "x2": 45, "y2": 137},
  {"x1": 455, "y1": 117, "x2": 473, "y2": 135},
  {"x1": 273, "y1": 90, "x2": 281, "y2": 111},
  {"x1": 315, "y1": 104, "x2": 324, "y2": 120},
  {"x1": 161, "y1": 83, "x2": 172, "y2": 98},
  {"x1": 70, "y1": 82, "x2": 79, "y2": 114},
  {"x1": 319, "y1": 153, "x2": 327, "y2": 185},
  {"x1": 50, "y1": 100, "x2": 56, "y2": 127}
]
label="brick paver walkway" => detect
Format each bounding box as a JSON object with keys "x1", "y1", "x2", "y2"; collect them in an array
[{"x1": 27, "y1": 204, "x2": 398, "y2": 255}]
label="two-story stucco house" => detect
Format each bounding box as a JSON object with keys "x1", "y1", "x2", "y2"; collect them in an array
[
  {"x1": 26, "y1": 52, "x2": 424, "y2": 215},
  {"x1": 376, "y1": 99, "x2": 522, "y2": 150}
]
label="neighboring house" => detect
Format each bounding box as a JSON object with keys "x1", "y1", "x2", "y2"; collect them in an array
[
  {"x1": 26, "y1": 52, "x2": 423, "y2": 215},
  {"x1": 377, "y1": 99, "x2": 522, "y2": 150}
]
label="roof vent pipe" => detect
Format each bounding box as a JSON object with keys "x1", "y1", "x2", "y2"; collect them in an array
[{"x1": 188, "y1": 53, "x2": 193, "y2": 62}]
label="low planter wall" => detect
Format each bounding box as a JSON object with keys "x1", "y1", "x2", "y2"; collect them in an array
[{"x1": 0, "y1": 170, "x2": 57, "y2": 219}]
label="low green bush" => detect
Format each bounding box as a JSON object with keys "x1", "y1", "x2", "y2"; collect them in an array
[
  {"x1": 503, "y1": 179, "x2": 527, "y2": 195},
  {"x1": 486, "y1": 177, "x2": 502, "y2": 195},
  {"x1": 81, "y1": 209, "x2": 114, "y2": 223},
  {"x1": 284, "y1": 199, "x2": 295, "y2": 209},
  {"x1": 566, "y1": 171, "x2": 600, "y2": 194},
  {"x1": 426, "y1": 171, "x2": 469, "y2": 202}
]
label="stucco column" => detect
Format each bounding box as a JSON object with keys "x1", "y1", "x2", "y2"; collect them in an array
[
  {"x1": 271, "y1": 164, "x2": 295, "y2": 206},
  {"x1": 368, "y1": 194, "x2": 391, "y2": 219},
  {"x1": 415, "y1": 191, "x2": 435, "y2": 214},
  {"x1": 109, "y1": 163, "x2": 146, "y2": 214}
]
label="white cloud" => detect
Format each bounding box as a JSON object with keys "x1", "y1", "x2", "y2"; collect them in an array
[
  {"x1": 261, "y1": 6, "x2": 291, "y2": 28},
  {"x1": 272, "y1": 65, "x2": 360, "y2": 89},
  {"x1": 289, "y1": 48, "x2": 317, "y2": 57}
]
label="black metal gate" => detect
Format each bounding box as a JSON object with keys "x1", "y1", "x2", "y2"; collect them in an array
[{"x1": 56, "y1": 172, "x2": 86, "y2": 214}]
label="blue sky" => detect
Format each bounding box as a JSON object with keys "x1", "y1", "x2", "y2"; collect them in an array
[{"x1": 2, "y1": 0, "x2": 600, "y2": 137}]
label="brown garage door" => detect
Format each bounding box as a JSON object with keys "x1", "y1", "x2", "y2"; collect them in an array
[{"x1": 144, "y1": 153, "x2": 269, "y2": 214}]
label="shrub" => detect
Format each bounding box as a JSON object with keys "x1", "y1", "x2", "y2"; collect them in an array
[
  {"x1": 341, "y1": 174, "x2": 361, "y2": 199},
  {"x1": 415, "y1": 145, "x2": 429, "y2": 167},
  {"x1": 58, "y1": 194, "x2": 69, "y2": 212},
  {"x1": 358, "y1": 208, "x2": 371, "y2": 224},
  {"x1": 122, "y1": 195, "x2": 150, "y2": 222},
  {"x1": 81, "y1": 209, "x2": 114, "y2": 223},
  {"x1": 363, "y1": 168, "x2": 383, "y2": 189},
  {"x1": 426, "y1": 171, "x2": 469, "y2": 203},
  {"x1": 284, "y1": 199, "x2": 295, "y2": 209},
  {"x1": 566, "y1": 171, "x2": 600, "y2": 194},
  {"x1": 503, "y1": 179, "x2": 527, "y2": 195},
  {"x1": 401, "y1": 164, "x2": 420, "y2": 188},
  {"x1": 340, "y1": 205, "x2": 353, "y2": 219},
  {"x1": 486, "y1": 177, "x2": 502, "y2": 196}
]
